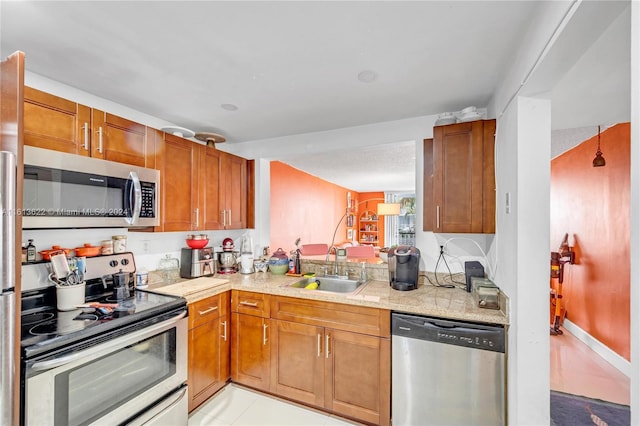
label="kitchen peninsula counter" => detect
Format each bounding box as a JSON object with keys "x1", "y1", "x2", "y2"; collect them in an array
[{"x1": 147, "y1": 272, "x2": 509, "y2": 326}]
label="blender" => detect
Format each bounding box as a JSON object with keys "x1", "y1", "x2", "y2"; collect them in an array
[{"x1": 239, "y1": 233, "x2": 254, "y2": 274}]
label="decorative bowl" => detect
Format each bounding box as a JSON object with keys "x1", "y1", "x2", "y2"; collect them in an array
[
  {"x1": 186, "y1": 238, "x2": 209, "y2": 249},
  {"x1": 254, "y1": 260, "x2": 269, "y2": 273}
]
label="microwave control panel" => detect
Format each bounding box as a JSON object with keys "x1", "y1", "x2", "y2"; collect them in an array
[{"x1": 140, "y1": 182, "x2": 156, "y2": 218}]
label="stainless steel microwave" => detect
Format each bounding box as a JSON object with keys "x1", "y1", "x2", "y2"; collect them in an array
[{"x1": 23, "y1": 146, "x2": 159, "y2": 229}]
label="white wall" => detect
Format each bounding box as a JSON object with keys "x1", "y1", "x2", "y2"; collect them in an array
[{"x1": 495, "y1": 97, "x2": 551, "y2": 425}]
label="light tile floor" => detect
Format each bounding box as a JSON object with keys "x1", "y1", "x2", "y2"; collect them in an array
[
  {"x1": 188, "y1": 384, "x2": 363, "y2": 426},
  {"x1": 550, "y1": 328, "x2": 630, "y2": 405}
]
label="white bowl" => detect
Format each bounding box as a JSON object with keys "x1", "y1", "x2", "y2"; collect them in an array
[{"x1": 460, "y1": 106, "x2": 477, "y2": 114}]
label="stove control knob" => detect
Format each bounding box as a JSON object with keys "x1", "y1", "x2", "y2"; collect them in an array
[
  {"x1": 121, "y1": 259, "x2": 129, "y2": 266},
  {"x1": 109, "y1": 260, "x2": 118, "y2": 267}
]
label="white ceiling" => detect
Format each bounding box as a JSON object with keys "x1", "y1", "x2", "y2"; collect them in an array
[{"x1": 0, "y1": 1, "x2": 630, "y2": 192}]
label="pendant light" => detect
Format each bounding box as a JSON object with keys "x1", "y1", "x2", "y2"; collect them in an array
[{"x1": 592, "y1": 125, "x2": 606, "y2": 167}]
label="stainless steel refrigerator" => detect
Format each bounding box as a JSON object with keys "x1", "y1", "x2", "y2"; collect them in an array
[{"x1": 0, "y1": 151, "x2": 17, "y2": 425}]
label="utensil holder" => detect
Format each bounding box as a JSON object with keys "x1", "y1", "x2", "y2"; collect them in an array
[{"x1": 56, "y1": 282, "x2": 86, "y2": 311}]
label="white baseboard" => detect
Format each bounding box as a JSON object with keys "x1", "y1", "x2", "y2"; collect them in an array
[{"x1": 562, "y1": 319, "x2": 631, "y2": 378}]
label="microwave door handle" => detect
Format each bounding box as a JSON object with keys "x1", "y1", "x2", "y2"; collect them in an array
[{"x1": 126, "y1": 171, "x2": 142, "y2": 225}]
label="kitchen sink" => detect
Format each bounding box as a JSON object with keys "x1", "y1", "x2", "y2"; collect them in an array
[{"x1": 287, "y1": 276, "x2": 366, "y2": 294}]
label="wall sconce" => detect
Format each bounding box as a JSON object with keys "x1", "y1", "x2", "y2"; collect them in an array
[
  {"x1": 592, "y1": 125, "x2": 606, "y2": 167},
  {"x1": 377, "y1": 203, "x2": 401, "y2": 216}
]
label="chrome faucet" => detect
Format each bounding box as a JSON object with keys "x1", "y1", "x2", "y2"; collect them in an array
[{"x1": 324, "y1": 245, "x2": 345, "y2": 278}]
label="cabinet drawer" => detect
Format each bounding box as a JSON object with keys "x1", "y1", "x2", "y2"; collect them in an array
[
  {"x1": 231, "y1": 291, "x2": 270, "y2": 318},
  {"x1": 189, "y1": 292, "x2": 229, "y2": 329},
  {"x1": 271, "y1": 296, "x2": 390, "y2": 338}
]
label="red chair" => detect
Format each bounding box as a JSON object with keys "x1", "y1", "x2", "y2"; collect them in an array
[
  {"x1": 300, "y1": 244, "x2": 329, "y2": 256},
  {"x1": 345, "y1": 245, "x2": 375, "y2": 259}
]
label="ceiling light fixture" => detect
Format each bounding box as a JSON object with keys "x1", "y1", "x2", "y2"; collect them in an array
[
  {"x1": 195, "y1": 132, "x2": 226, "y2": 147},
  {"x1": 592, "y1": 125, "x2": 606, "y2": 167},
  {"x1": 221, "y1": 103, "x2": 238, "y2": 111},
  {"x1": 357, "y1": 70, "x2": 378, "y2": 83}
]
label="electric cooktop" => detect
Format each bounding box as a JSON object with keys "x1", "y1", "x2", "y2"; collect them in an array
[{"x1": 20, "y1": 253, "x2": 186, "y2": 359}]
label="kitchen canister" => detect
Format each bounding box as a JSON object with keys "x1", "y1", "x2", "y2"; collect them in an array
[
  {"x1": 101, "y1": 240, "x2": 114, "y2": 255},
  {"x1": 112, "y1": 235, "x2": 127, "y2": 253},
  {"x1": 136, "y1": 270, "x2": 149, "y2": 288},
  {"x1": 56, "y1": 282, "x2": 86, "y2": 311},
  {"x1": 268, "y1": 248, "x2": 289, "y2": 275}
]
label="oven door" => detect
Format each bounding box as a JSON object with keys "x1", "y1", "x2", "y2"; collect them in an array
[{"x1": 24, "y1": 310, "x2": 187, "y2": 426}]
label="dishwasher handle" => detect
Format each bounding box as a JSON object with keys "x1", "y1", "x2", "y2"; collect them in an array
[{"x1": 392, "y1": 312, "x2": 505, "y2": 353}]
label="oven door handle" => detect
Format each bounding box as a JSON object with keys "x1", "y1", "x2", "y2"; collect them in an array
[
  {"x1": 126, "y1": 385, "x2": 187, "y2": 426},
  {"x1": 30, "y1": 310, "x2": 187, "y2": 372}
]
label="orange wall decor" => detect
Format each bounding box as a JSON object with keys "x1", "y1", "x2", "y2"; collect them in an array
[
  {"x1": 358, "y1": 192, "x2": 386, "y2": 247},
  {"x1": 270, "y1": 161, "x2": 357, "y2": 254},
  {"x1": 550, "y1": 123, "x2": 630, "y2": 360}
]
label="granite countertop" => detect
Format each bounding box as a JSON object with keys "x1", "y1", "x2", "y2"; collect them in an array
[{"x1": 146, "y1": 272, "x2": 509, "y2": 326}]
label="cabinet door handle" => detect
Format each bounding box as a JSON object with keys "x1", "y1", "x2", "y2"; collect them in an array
[
  {"x1": 221, "y1": 320, "x2": 227, "y2": 341},
  {"x1": 96, "y1": 126, "x2": 103, "y2": 153},
  {"x1": 436, "y1": 205, "x2": 441, "y2": 229},
  {"x1": 228, "y1": 209, "x2": 232, "y2": 226},
  {"x1": 325, "y1": 333, "x2": 331, "y2": 358},
  {"x1": 194, "y1": 208, "x2": 199, "y2": 230},
  {"x1": 317, "y1": 333, "x2": 322, "y2": 357},
  {"x1": 239, "y1": 300, "x2": 258, "y2": 307},
  {"x1": 222, "y1": 209, "x2": 227, "y2": 227},
  {"x1": 82, "y1": 123, "x2": 89, "y2": 151},
  {"x1": 263, "y1": 323, "x2": 268, "y2": 346},
  {"x1": 198, "y1": 306, "x2": 218, "y2": 316}
]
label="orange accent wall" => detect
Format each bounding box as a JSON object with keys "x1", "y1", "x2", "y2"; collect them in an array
[
  {"x1": 270, "y1": 161, "x2": 357, "y2": 254},
  {"x1": 550, "y1": 123, "x2": 630, "y2": 360},
  {"x1": 358, "y1": 192, "x2": 386, "y2": 247}
]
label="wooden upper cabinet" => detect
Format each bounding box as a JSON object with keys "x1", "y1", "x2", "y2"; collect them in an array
[
  {"x1": 198, "y1": 147, "x2": 247, "y2": 230},
  {"x1": 91, "y1": 109, "x2": 148, "y2": 167},
  {"x1": 157, "y1": 132, "x2": 199, "y2": 232},
  {"x1": 24, "y1": 86, "x2": 92, "y2": 156},
  {"x1": 221, "y1": 152, "x2": 247, "y2": 229},
  {"x1": 424, "y1": 119, "x2": 496, "y2": 233},
  {"x1": 155, "y1": 135, "x2": 251, "y2": 232},
  {"x1": 199, "y1": 147, "x2": 224, "y2": 230},
  {"x1": 24, "y1": 87, "x2": 153, "y2": 168}
]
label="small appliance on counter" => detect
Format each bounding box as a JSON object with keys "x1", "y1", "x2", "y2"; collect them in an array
[
  {"x1": 471, "y1": 276, "x2": 500, "y2": 310},
  {"x1": 388, "y1": 245, "x2": 420, "y2": 291},
  {"x1": 217, "y1": 237, "x2": 238, "y2": 274},
  {"x1": 180, "y1": 247, "x2": 215, "y2": 278},
  {"x1": 239, "y1": 233, "x2": 254, "y2": 274}
]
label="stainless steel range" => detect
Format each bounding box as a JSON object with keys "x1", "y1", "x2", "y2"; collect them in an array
[{"x1": 20, "y1": 252, "x2": 188, "y2": 426}]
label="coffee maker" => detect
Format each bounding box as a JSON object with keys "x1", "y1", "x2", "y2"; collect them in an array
[
  {"x1": 180, "y1": 247, "x2": 216, "y2": 278},
  {"x1": 388, "y1": 246, "x2": 420, "y2": 291}
]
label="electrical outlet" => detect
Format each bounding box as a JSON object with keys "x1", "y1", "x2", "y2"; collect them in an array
[{"x1": 142, "y1": 240, "x2": 149, "y2": 253}]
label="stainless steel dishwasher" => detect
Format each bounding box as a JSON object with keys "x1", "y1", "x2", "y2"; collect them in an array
[{"x1": 391, "y1": 312, "x2": 506, "y2": 425}]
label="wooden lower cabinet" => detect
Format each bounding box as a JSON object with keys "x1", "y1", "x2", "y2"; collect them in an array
[
  {"x1": 270, "y1": 320, "x2": 325, "y2": 406},
  {"x1": 271, "y1": 320, "x2": 390, "y2": 425},
  {"x1": 227, "y1": 291, "x2": 391, "y2": 425},
  {"x1": 325, "y1": 329, "x2": 390, "y2": 425},
  {"x1": 187, "y1": 292, "x2": 230, "y2": 412},
  {"x1": 231, "y1": 313, "x2": 271, "y2": 391}
]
